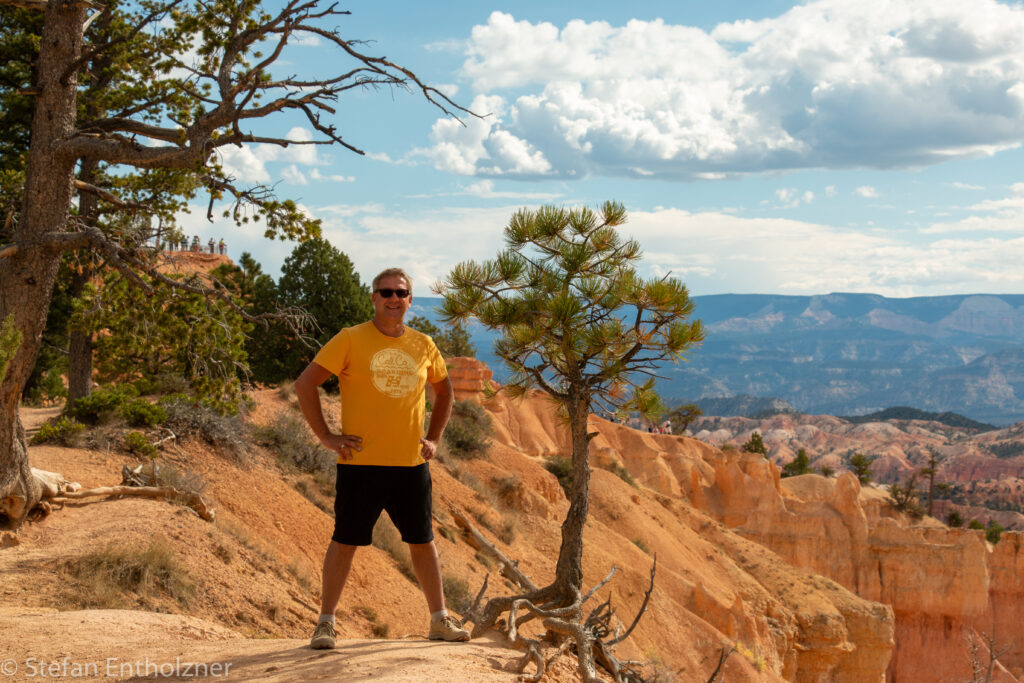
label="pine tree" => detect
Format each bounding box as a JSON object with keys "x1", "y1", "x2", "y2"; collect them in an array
[
  {"x1": 438, "y1": 201, "x2": 704, "y2": 679},
  {"x1": 849, "y1": 452, "x2": 876, "y2": 485},
  {"x1": 742, "y1": 431, "x2": 767, "y2": 456},
  {"x1": 0, "y1": 0, "x2": 469, "y2": 529},
  {"x1": 781, "y1": 448, "x2": 812, "y2": 477}
]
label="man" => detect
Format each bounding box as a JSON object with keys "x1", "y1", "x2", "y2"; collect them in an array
[{"x1": 294, "y1": 267, "x2": 470, "y2": 650}]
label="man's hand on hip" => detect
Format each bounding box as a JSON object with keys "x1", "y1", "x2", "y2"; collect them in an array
[
  {"x1": 419, "y1": 438, "x2": 439, "y2": 461},
  {"x1": 321, "y1": 433, "x2": 362, "y2": 461}
]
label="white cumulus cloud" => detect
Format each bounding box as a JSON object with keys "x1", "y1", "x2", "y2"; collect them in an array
[
  {"x1": 215, "y1": 127, "x2": 327, "y2": 184},
  {"x1": 922, "y1": 184, "x2": 1024, "y2": 233},
  {"x1": 421, "y1": 2, "x2": 1024, "y2": 178}
]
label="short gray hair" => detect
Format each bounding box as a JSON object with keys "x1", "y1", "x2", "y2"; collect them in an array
[{"x1": 372, "y1": 267, "x2": 412, "y2": 292}]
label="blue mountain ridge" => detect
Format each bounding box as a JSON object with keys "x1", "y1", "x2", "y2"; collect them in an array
[{"x1": 409, "y1": 293, "x2": 1024, "y2": 425}]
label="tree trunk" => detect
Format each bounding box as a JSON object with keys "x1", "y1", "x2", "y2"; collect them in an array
[
  {"x1": 0, "y1": 0, "x2": 85, "y2": 530},
  {"x1": 66, "y1": 159, "x2": 101, "y2": 409},
  {"x1": 550, "y1": 389, "x2": 592, "y2": 599},
  {"x1": 66, "y1": 325, "x2": 93, "y2": 406}
]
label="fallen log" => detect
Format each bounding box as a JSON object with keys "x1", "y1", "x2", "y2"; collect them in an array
[{"x1": 50, "y1": 485, "x2": 215, "y2": 522}]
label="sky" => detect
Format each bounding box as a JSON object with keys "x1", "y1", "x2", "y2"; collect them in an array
[{"x1": 176, "y1": 0, "x2": 1024, "y2": 298}]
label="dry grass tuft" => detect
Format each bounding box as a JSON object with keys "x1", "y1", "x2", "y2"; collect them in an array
[{"x1": 59, "y1": 536, "x2": 194, "y2": 609}]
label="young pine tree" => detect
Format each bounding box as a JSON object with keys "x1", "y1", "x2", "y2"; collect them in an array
[{"x1": 437, "y1": 201, "x2": 704, "y2": 678}]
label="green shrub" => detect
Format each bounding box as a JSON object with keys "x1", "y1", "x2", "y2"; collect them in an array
[
  {"x1": 70, "y1": 384, "x2": 137, "y2": 425},
  {"x1": 946, "y1": 510, "x2": 963, "y2": 527},
  {"x1": 121, "y1": 398, "x2": 167, "y2": 428},
  {"x1": 25, "y1": 367, "x2": 67, "y2": 404},
  {"x1": 30, "y1": 416, "x2": 86, "y2": 446},
  {"x1": 986, "y1": 520, "x2": 1004, "y2": 544},
  {"x1": 545, "y1": 456, "x2": 573, "y2": 498},
  {"x1": 741, "y1": 431, "x2": 767, "y2": 456},
  {"x1": 123, "y1": 431, "x2": 158, "y2": 459},
  {"x1": 632, "y1": 538, "x2": 650, "y2": 554},
  {"x1": 442, "y1": 400, "x2": 493, "y2": 460},
  {"x1": 848, "y1": 453, "x2": 877, "y2": 485},
  {"x1": 968, "y1": 519, "x2": 985, "y2": 530},
  {"x1": 781, "y1": 449, "x2": 812, "y2": 478},
  {"x1": 130, "y1": 376, "x2": 158, "y2": 395}
]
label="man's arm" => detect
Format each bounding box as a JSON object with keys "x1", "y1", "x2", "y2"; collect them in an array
[
  {"x1": 420, "y1": 375, "x2": 454, "y2": 461},
  {"x1": 294, "y1": 362, "x2": 362, "y2": 460}
]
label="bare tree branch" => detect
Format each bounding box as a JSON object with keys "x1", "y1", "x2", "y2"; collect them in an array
[{"x1": 74, "y1": 179, "x2": 146, "y2": 211}]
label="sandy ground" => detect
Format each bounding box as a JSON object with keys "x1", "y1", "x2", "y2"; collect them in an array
[
  {"x1": 0, "y1": 606, "x2": 526, "y2": 682},
  {"x1": 2, "y1": 403, "x2": 576, "y2": 683}
]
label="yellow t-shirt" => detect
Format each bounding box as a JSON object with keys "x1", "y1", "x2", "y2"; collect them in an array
[{"x1": 313, "y1": 321, "x2": 448, "y2": 467}]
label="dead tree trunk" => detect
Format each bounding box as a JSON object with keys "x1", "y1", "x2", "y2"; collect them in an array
[{"x1": 0, "y1": 0, "x2": 84, "y2": 529}]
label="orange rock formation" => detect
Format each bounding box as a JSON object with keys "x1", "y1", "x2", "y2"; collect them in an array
[{"x1": 449, "y1": 358, "x2": 1023, "y2": 682}]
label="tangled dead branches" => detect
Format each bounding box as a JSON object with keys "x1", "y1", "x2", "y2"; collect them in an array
[{"x1": 450, "y1": 508, "x2": 655, "y2": 682}]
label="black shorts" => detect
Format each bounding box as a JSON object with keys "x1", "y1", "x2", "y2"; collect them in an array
[{"x1": 332, "y1": 463, "x2": 433, "y2": 546}]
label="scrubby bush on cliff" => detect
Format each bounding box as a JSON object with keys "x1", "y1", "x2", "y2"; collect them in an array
[
  {"x1": 545, "y1": 456, "x2": 573, "y2": 497},
  {"x1": 946, "y1": 510, "x2": 963, "y2": 527},
  {"x1": 440, "y1": 400, "x2": 492, "y2": 460},
  {"x1": 253, "y1": 413, "x2": 333, "y2": 474},
  {"x1": 781, "y1": 448, "x2": 812, "y2": 477},
  {"x1": 158, "y1": 395, "x2": 247, "y2": 460},
  {"x1": 741, "y1": 431, "x2": 767, "y2": 456},
  {"x1": 986, "y1": 520, "x2": 1004, "y2": 544},
  {"x1": 602, "y1": 460, "x2": 637, "y2": 487},
  {"x1": 889, "y1": 473, "x2": 924, "y2": 518},
  {"x1": 663, "y1": 402, "x2": 702, "y2": 434},
  {"x1": 848, "y1": 453, "x2": 876, "y2": 485}
]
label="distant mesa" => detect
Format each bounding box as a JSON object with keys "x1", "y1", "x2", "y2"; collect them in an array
[{"x1": 841, "y1": 406, "x2": 999, "y2": 432}]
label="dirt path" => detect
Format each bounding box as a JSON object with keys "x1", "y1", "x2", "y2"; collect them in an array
[
  {"x1": 0, "y1": 607, "x2": 525, "y2": 681},
  {"x1": 19, "y1": 405, "x2": 61, "y2": 439}
]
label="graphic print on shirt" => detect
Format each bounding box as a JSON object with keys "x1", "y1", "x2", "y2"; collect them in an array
[{"x1": 370, "y1": 347, "x2": 419, "y2": 398}]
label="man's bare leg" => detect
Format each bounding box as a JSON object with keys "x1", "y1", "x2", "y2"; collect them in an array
[
  {"x1": 408, "y1": 541, "x2": 444, "y2": 613},
  {"x1": 410, "y1": 541, "x2": 470, "y2": 641},
  {"x1": 320, "y1": 541, "x2": 358, "y2": 615}
]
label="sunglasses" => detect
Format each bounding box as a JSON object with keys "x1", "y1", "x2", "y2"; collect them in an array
[{"x1": 375, "y1": 288, "x2": 410, "y2": 299}]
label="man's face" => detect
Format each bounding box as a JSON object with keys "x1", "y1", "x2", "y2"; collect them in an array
[{"x1": 371, "y1": 274, "x2": 412, "y2": 324}]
